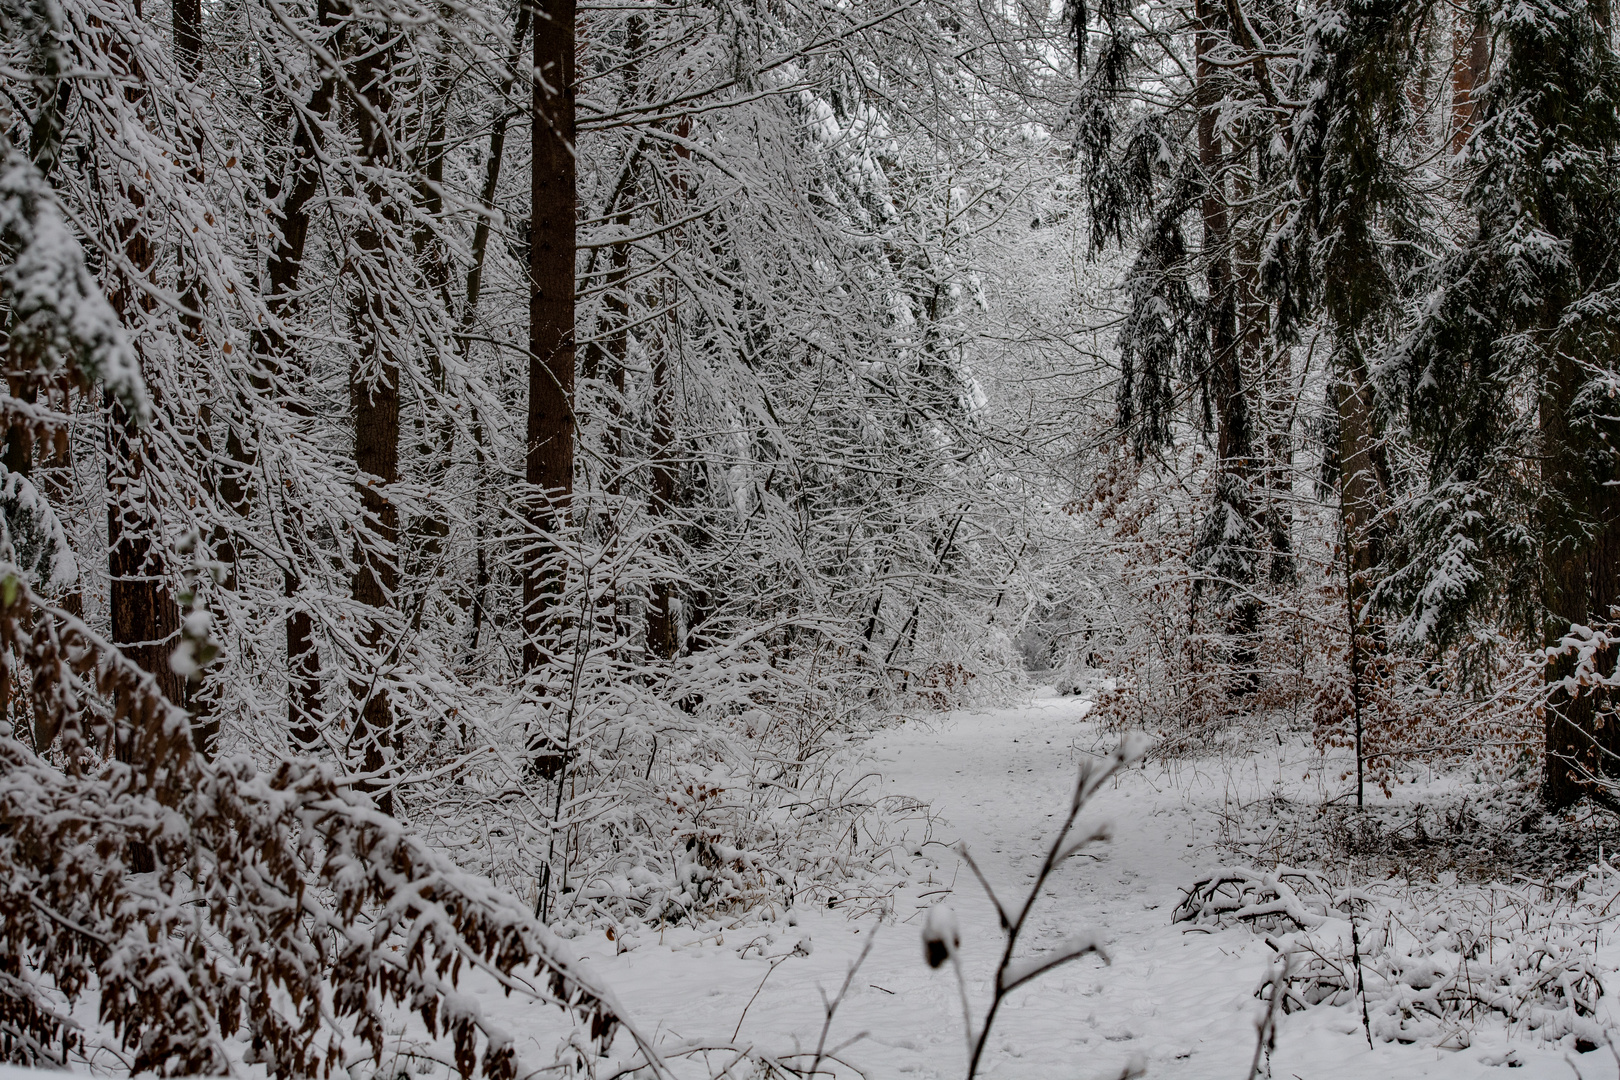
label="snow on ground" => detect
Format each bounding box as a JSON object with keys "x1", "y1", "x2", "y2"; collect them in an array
[{"x1": 499, "y1": 689, "x2": 1620, "y2": 1079}]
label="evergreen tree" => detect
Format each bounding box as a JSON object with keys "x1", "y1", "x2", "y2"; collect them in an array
[{"x1": 1389, "y1": 0, "x2": 1620, "y2": 805}]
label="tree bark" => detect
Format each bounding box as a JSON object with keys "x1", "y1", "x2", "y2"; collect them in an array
[
  {"x1": 1450, "y1": 15, "x2": 1488, "y2": 154},
  {"x1": 347, "y1": 26, "x2": 402, "y2": 814},
  {"x1": 107, "y1": 180, "x2": 182, "y2": 873},
  {"x1": 646, "y1": 346, "x2": 679, "y2": 660},
  {"x1": 1335, "y1": 365, "x2": 1389, "y2": 586},
  {"x1": 1541, "y1": 346, "x2": 1620, "y2": 807},
  {"x1": 1196, "y1": 0, "x2": 1258, "y2": 693},
  {"x1": 524, "y1": 0, "x2": 578, "y2": 673},
  {"x1": 172, "y1": 0, "x2": 219, "y2": 757},
  {"x1": 173, "y1": 0, "x2": 201, "y2": 75},
  {"x1": 256, "y1": 3, "x2": 345, "y2": 750}
]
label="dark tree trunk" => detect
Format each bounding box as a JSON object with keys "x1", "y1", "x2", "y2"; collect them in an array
[
  {"x1": 1196, "y1": 0, "x2": 1242, "y2": 472},
  {"x1": 173, "y1": 0, "x2": 201, "y2": 75},
  {"x1": 103, "y1": 50, "x2": 185, "y2": 872},
  {"x1": 1196, "y1": 0, "x2": 1258, "y2": 693},
  {"x1": 106, "y1": 401, "x2": 187, "y2": 722},
  {"x1": 347, "y1": 30, "x2": 402, "y2": 814},
  {"x1": 4, "y1": 383, "x2": 35, "y2": 478},
  {"x1": 255, "y1": 3, "x2": 345, "y2": 749},
  {"x1": 172, "y1": 0, "x2": 220, "y2": 757},
  {"x1": 459, "y1": 7, "x2": 530, "y2": 666},
  {"x1": 646, "y1": 349, "x2": 678, "y2": 661},
  {"x1": 1335, "y1": 360, "x2": 1390, "y2": 777},
  {"x1": 463, "y1": 6, "x2": 532, "y2": 329},
  {"x1": 524, "y1": 0, "x2": 578, "y2": 673},
  {"x1": 1541, "y1": 347, "x2": 1620, "y2": 807},
  {"x1": 409, "y1": 43, "x2": 457, "y2": 575},
  {"x1": 1335, "y1": 370, "x2": 1388, "y2": 585},
  {"x1": 107, "y1": 200, "x2": 180, "y2": 875}
]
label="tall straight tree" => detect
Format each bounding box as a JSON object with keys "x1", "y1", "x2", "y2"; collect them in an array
[
  {"x1": 525, "y1": 0, "x2": 577, "y2": 673},
  {"x1": 104, "y1": 43, "x2": 186, "y2": 756},
  {"x1": 347, "y1": 9, "x2": 403, "y2": 812}
]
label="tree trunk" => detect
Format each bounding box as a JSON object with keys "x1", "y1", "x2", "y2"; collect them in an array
[
  {"x1": 1450, "y1": 15, "x2": 1488, "y2": 154},
  {"x1": 254, "y1": 2, "x2": 345, "y2": 749},
  {"x1": 460, "y1": 6, "x2": 531, "y2": 667},
  {"x1": 173, "y1": 0, "x2": 201, "y2": 75},
  {"x1": 1196, "y1": 0, "x2": 1257, "y2": 694},
  {"x1": 524, "y1": 0, "x2": 578, "y2": 673},
  {"x1": 106, "y1": 201, "x2": 180, "y2": 875},
  {"x1": 409, "y1": 38, "x2": 457, "y2": 578},
  {"x1": 347, "y1": 29, "x2": 402, "y2": 814},
  {"x1": 1335, "y1": 365, "x2": 1388, "y2": 586},
  {"x1": 106, "y1": 401, "x2": 187, "y2": 723},
  {"x1": 172, "y1": 0, "x2": 220, "y2": 757},
  {"x1": 103, "y1": 47, "x2": 185, "y2": 876},
  {"x1": 1541, "y1": 347, "x2": 1620, "y2": 807},
  {"x1": 646, "y1": 347, "x2": 679, "y2": 660}
]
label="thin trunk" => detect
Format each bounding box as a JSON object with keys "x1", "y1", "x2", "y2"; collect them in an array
[
  {"x1": 1336, "y1": 365, "x2": 1387, "y2": 809},
  {"x1": 410, "y1": 35, "x2": 457, "y2": 574},
  {"x1": 1236, "y1": 163, "x2": 1291, "y2": 587},
  {"x1": 1264, "y1": 338, "x2": 1296, "y2": 587},
  {"x1": 460, "y1": 6, "x2": 531, "y2": 667},
  {"x1": 348, "y1": 30, "x2": 402, "y2": 814},
  {"x1": 258, "y1": 4, "x2": 345, "y2": 749},
  {"x1": 174, "y1": 0, "x2": 218, "y2": 756},
  {"x1": 1450, "y1": 15, "x2": 1488, "y2": 154},
  {"x1": 646, "y1": 348, "x2": 678, "y2": 660},
  {"x1": 1196, "y1": 1, "x2": 1240, "y2": 471},
  {"x1": 1335, "y1": 366, "x2": 1387, "y2": 585},
  {"x1": 581, "y1": 20, "x2": 644, "y2": 650},
  {"x1": 644, "y1": 111, "x2": 688, "y2": 661},
  {"x1": 462, "y1": 6, "x2": 533, "y2": 328},
  {"x1": 524, "y1": 0, "x2": 578, "y2": 672}
]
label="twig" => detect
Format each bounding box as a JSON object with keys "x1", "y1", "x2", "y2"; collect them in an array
[
  {"x1": 809, "y1": 934, "x2": 875, "y2": 1078},
  {"x1": 1247, "y1": 954, "x2": 1290, "y2": 1080},
  {"x1": 732, "y1": 955, "x2": 789, "y2": 1042},
  {"x1": 935, "y1": 735, "x2": 1149, "y2": 1080}
]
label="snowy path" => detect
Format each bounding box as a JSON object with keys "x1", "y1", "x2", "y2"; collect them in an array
[{"x1": 500, "y1": 691, "x2": 1615, "y2": 1079}]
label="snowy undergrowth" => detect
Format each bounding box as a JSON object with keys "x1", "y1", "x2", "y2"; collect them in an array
[
  {"x1": 155, "y1": 691, "x2": 1620, "y2": 1080},
  {"x1": 403, "y1": 662, "x2": 961, "y2": 940},
  {"x1": 1178, "y1": 865, "x2": 1613, "y2": 1052}
]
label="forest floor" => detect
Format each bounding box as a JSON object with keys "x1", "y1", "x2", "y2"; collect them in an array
[{"x1": 506, "y1": 689, "x2": 1620, "y2": 1079}]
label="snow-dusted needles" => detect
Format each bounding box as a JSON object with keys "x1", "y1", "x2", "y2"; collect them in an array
[{"x1": 922, "y1": 734, "x2": 1150, "y2": 1079}]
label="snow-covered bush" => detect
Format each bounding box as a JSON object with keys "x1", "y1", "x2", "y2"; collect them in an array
[{"x1": 1177, "y1": 866, "x2": 1610, "y2": 1050}]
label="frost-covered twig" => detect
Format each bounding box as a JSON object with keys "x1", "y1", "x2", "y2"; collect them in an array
[
  {"x1": 923, "y1": 734, "x2": 1150, "y2": 1079},
  {"x1": 1248, "y1": 954, "x2": 1290, "y2": 1080},
  {"x1": 808, "y1": 934, "x2": 875, "y2": 1078}
]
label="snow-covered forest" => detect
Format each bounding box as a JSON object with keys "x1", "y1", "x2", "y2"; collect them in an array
[{"x1": 2, "y1": 0, "x2": 1620, "y2": 1069}]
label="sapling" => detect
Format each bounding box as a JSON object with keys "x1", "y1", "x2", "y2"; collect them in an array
[{"x1": 922, "y1": 734, "x2": 1151, "y2": 1079}]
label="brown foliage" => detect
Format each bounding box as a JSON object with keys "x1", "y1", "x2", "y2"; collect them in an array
[{"x1": 0, "y1": 578, "x2": 618, "y2": 1075}]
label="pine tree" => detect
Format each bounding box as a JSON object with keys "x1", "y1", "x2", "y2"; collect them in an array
[{"x1": 1389, "y1": 0, "x2": 1620, "y2": 805}]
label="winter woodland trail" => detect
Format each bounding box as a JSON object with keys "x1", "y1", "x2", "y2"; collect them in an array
[{"x1": 508, "y1": 691, "x2": 1617, "y2": 1079}]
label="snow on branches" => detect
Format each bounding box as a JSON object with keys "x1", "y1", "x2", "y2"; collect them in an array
[
  {"x1": 0, "y1": 573, "x2": 624, "y2": 1076},
  {"x1": 1178, "y1": 866, "x2": 1611, "y2": 1050}
]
